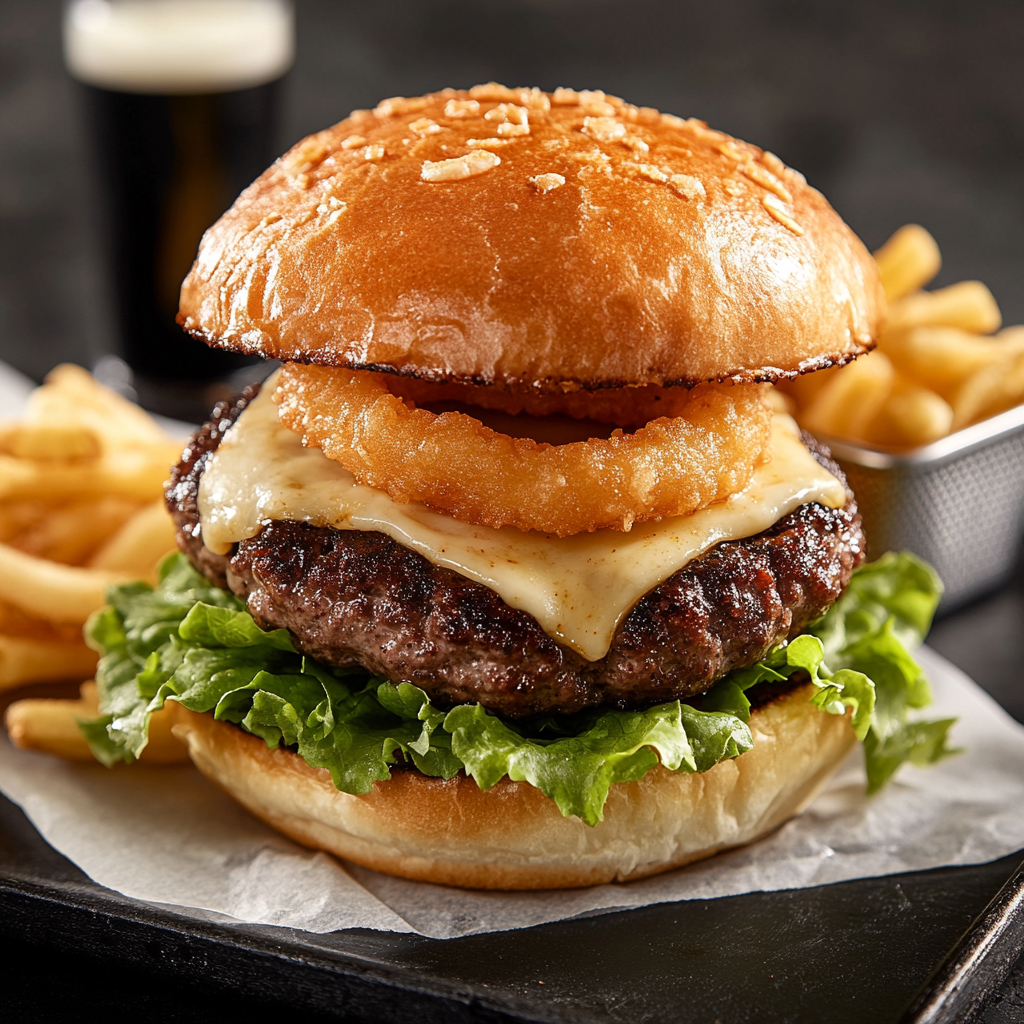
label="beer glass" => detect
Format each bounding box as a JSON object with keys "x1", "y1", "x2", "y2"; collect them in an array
[{"x1": 64, "y1": 0, "x2": 294, "y2": 419}]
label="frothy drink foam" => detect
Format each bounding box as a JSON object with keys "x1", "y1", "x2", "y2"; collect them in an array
[{"x1": 64, "y1": 0, "x2": 293, "y2": 94}]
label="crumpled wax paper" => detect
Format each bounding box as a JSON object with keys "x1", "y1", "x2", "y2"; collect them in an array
[{"x1": 2, "y1": 646, "x2": 1023, "y2": 939}]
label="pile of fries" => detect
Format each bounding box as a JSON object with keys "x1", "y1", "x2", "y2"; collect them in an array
[
  {"x1": 782, "y1": 225, "x2": 1024, "y2": 449},
  {"x1": 1, "y1": 365, "x2": 187, "y2": 761}
]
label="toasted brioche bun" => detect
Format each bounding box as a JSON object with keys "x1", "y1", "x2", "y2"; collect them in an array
[
  {"x1": 168, "y1": 683, "x2": 856, "y2": 890},
  {"x1": 178, "y1": 85, "x2": 883, "y2": 393}
]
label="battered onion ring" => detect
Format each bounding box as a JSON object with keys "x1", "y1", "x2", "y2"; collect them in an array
[{"x1": 274, "y1": 365, "x2": 772, "y2": 537}]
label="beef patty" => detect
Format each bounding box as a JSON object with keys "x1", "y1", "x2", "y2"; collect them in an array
[{"x1": 166, "y1": 387, "x2": 866, "y2": 718}]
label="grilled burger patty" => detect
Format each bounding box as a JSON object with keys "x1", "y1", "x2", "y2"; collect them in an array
[{"x1": 167, "y1": 388, "x2": 866, "y2": 718}]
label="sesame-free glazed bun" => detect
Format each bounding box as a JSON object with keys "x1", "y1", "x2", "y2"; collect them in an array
[
  {"x1": 178, "y1": 85, "x2": 884, "y2": 393},
  {"x1": 168, "y1": 684, "x2": 855, "y2": 890}
]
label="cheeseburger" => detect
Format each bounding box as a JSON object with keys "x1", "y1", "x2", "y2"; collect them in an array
[{"x1": 86, "y1": 85, "x2": 953, "y2": 890}]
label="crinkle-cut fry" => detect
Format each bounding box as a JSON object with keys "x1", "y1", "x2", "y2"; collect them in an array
[
  {"x1": 879, "y1": 325, "x2": 1024, "y2": 398},
  {"x1": 88, "y1": 499, "x2": 177, "y2": 578},
  {"x1": 0, "y1": 422, "x2": 102, "y2": 461},
  {"x1": 0, "y1": 446, "x2": 178, "y2": 502},
  {"x1": 275, "y1": 365, "x2": 773, "y2": 536},
  {"x1": 800, "y1": 351, "x2": 895, "y2": 443},
  {"x1": 9, "y1": 495, "x2": 143, "y2": 565},
  {"x1": 5, "y1": 681, "x2": 189, "y2": 763},
  {"x1": 29, "y1": 364, "x2": 168, "y2": 450},
  {"x1": 950, "y1": 349, "x2": 1024, "y2": 431},
  {"x1": 867, "y1": 379, "x2": 954, "y2": 449},
  {"x1": 887, "y1": 280, "x2": 1002, "y2": 335},
  {"x1": 0, "y1": 635, "x2": 98, "y2": 690},
  {"x1": 874, "y1": 224, "x2": 941, "y2": 302},
  {"x1": 0, "y1": 541, "x2": 123, "y2": 622}
]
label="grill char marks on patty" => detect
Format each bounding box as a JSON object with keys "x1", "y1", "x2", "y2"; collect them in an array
[{"x1": 166, "y1": 387, "x2": 866, "y2": 718}]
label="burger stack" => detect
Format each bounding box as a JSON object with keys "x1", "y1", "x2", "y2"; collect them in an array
[{"x1": 83, "y1": 85, "x2": 953, "y2": 889}]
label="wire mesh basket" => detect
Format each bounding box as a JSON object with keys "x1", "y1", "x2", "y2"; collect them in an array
[{"x1": 822, "y1": 403, "x2": 1024, "y2": 611}]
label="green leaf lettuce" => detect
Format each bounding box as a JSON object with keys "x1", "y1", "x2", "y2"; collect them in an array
[{"x1": 82, "y1": 550, "x2": 958, "y2": 824}]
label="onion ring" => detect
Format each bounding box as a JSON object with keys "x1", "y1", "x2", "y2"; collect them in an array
[{"x1": 274, "y1": 365, "x2": 772, "y2": 536}]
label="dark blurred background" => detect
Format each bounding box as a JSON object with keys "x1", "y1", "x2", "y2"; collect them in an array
[{"x1": 1, "y1": 0, "x2": 1023, "y2": 384}]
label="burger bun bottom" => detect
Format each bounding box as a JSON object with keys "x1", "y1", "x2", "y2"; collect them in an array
[{"x1": 168, "y1": 684, "x2": 855, "y2": 891}]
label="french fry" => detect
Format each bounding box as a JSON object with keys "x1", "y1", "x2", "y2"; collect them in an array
[
  {"x1": 879, "y1": 325, "x2": 1024, "y2": 398},
  {"x1": 0, "y1": 447, "x2": 178, "y2": 503},
  {"x1": 0, "y1": 635, "x2": 98, "y2": 690},
  {"x1": 0, "y1": 500, "x2": 50, "y2": 543},
  {"x1": 5, "y1": 681, "x2": 189, "y2": 763},
  {"x1": 0, "y1": 365, "x2": 193, "y2": 764},
  {"x1": 788, "y1": 226, "x2": 1024, "y2": 448},
  {"x1": 776, "y1": 363, "x2": 841, "y2": 411},
  {"x1": 868, "y1": 381, "x2": 953, "y2": 449},
  {"x1": 0, "y1": 599, "x2": 84, "y2": 644},
  {"x1": 950, "y1": 349, "x2": 1024, "y2": 430},
  {"x1": 0, "y1": 541, "x2": 123, "y2": 622},
  {"x1": 873, "y1": 224, "x2": 942, "y2": 302},
  {"x1": 0, "y1": 422, "x2": 102, "y2": 462},
  {"x1": 131, "y1": 704, "x2": 191, "y2": 763},
  {"x1": 9, "y1": 495, "x2": 143, "y2": 565},
  {"x1": 996, "y1": 325, "x2": 1024, "y2": 346},
  {"x1": 887, "y1": 280, "x2": 1002, "y2": 334},
  {"x1": 800, "y1": 350, "x2": 895, "y2": 442},
  {"x1": 766, "y1": 387, "x2": 796, "y2": 417},
  {"x1": 88, "y1": 500, "x2": 177, "y2": 578},
  {"x1": 28, "y1": 364, "x2": 169, "y2": 450},
  {"x1": 4, "y1": 682, "x2": 100, "y2": 759}
]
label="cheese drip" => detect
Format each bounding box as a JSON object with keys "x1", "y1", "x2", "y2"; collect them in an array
[{"x1": 198, "y1": 382, "x2": 847, "y2": 662}]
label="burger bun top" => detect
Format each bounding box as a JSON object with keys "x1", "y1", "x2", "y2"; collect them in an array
[{"x1": 179, "y1": 84, "x2": 884, "y2": 393}]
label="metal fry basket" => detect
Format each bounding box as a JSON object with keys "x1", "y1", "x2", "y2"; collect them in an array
[{"x1": 821, "y1": 403, "x2": 1024, "y2": 611}]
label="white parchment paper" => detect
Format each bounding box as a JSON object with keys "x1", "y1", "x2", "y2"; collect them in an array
[{"x1": 2, "y1": 647, "x2": 1023, "y2": 938}]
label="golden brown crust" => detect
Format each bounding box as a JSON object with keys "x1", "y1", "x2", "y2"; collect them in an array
[
  {"x1": 178, "y1": 85, "x2": 884, "y2": 393},
  {"x1": 168, "y1": 683, "x2": 856, "y2": 890}
]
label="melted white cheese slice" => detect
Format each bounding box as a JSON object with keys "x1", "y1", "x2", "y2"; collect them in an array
[{"x1": 198, "y1": 381, "x2": 847, "y2": 662}]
